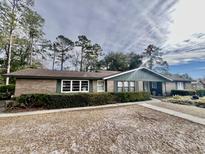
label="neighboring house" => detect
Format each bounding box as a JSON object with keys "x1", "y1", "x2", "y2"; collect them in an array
[
  {"x1": 191, "y1": 80, "x2": 205, "y2": 90},
  {"x1": 4, "y1": 67, "x2": 191, "y2": 96}
]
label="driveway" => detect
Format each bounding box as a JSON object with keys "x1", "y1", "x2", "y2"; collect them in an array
[{"x1": 0, "y1": 104, "x2": 204, "y2": 154}]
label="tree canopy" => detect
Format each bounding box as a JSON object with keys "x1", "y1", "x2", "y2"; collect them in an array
[
  {"x1": 0, "y1": 0, "x2": 174, "y2": 85},
  {"x1": 99, "y1": 52, "x2": 142, "y2": 71},
  {"x1": 142, "y1": 44, "x2": 168, "y2": 73}
]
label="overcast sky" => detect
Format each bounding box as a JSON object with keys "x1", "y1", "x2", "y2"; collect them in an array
[{"x1": 35, "y1": 0, "x2": 205, "y2": 78}]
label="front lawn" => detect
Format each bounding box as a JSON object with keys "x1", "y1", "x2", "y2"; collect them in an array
[
  {"x1": 0, "y1": 105, "x2": 204, "y2": 153},
  {"x1": 163, "y1": 96, "x2": 205, "y2": 108}
]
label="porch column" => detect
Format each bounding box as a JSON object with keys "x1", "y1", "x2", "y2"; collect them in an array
[{"x1": 162, "y1": 82, "x2": 167, "y2": 96}]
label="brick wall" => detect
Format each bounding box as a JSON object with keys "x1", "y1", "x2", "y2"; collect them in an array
[
  {"x1": 165, "y1": 82, "x2": 176, "y2": 94},
  {"x1": 15, "y1": 79, "x2": 57, "y2": 96},
  {"x1": 107, "y1": 80, "x2": 114, "y2": 92},
  {"x1": 92, "y1": 80, "x2": 97, "y2": 93},
  {"x1": 185, "y1": 82, "x2": 192, "y2": 89}
]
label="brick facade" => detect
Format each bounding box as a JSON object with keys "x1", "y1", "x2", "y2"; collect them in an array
[
  {"x1": 92, "y1": 80, "x2": 98, "y2": 92},
  {"x1": 185, "y1": 82, "x2": 192, "y2": 89},
  {"x1": 15, "y1": 79, "x2": 57, "y2": 96},
  {"x1": 14, "y1": 78, "x2": 192, "y2": 96},
  {"x1": 165, "y1": 82, "x2": 176, "y2": 94},
  {"x1": 107, "y1": 80, "x2": 114, "y2": 92}
]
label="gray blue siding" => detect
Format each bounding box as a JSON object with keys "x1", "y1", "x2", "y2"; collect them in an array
[{"x1": 108, "y1": 69, "x2": 168, "y2": 82}]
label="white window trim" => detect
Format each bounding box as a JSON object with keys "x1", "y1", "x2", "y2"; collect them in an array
[
  {"x1": 97, "y1": 80, "x2": 105, "y2": 92},
  {"x1": 129, "y1": 81, "x2": 135, "y2": 92},
  {"x1": 117, "y1": 81, "x2": 136, "y2": 92},
  {"x1": 177, "y1": 82, "x2": 184, "y2": 90},
  {"x1": 61, "y1": 80, "x2": 89, "y2": 93}
]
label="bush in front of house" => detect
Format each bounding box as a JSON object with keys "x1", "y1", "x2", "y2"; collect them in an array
[
  {"x1": 15, "y1": 92, "x2": 151, "y2": 109},
  {"x1": 0, "y1": 84, "x2": 15, "y2": 100},
  {"x1": 115, "y1": 92, "x2": 151, "y2": 102},
  {"x1": 196, "y1": 90, "x2": 205, "y2": 97},
  {"x1": 170, "y1": 90, "x2": 195, "y2": 96}
]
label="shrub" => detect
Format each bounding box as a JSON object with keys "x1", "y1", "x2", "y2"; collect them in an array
[
  {"x1": 171, "y1": 90, "x2": 195, "y2": 96},
  {"x1": 16, "y1": 92, "x2": 150, "y2": 109},
  {"x1": 163, "y1": 96, "x2": 205, "y2": 108},
  {"x1": 0, "y1": 84, "x2": 15, "y2": 94},
  {"x1": 196, "y1": 90, "x2": 205, "y2": 97},
  {"x1": 17, "y1": 94, "x2": 49, "y2": 108},
  {"x1": 0, "y1": 84, "x2": 15, "y2": 100},
  {"x1": 115, "y1": 92, "x2": 151, "y2": 102}
]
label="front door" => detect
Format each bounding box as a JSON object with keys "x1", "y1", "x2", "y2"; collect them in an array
[{"x1": 150, "y1": 82, "x2": 162, "y2": 96}]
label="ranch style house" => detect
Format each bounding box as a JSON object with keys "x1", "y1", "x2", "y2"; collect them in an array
[{"x1": 4, "y1": 67, "x2": 191, "y2": 96}]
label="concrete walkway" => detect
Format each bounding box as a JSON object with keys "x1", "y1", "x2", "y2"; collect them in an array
[
  {"x1": 148, "y1": 101, "x2": 205, "y2": 118},
  {"x1": 0, "y1": 99, "x2": 159, "y2": 118},
  {"x1": 0, "y1": 98, "x2": 204, "y2": 126},
  {"x1": 139, "y1": 103, "x2": 205, "y2": 126}
]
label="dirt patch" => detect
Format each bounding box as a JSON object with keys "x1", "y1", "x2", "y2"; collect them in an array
[{"x1": 0, "y1": 105, "x2": 204, "y2": 154}]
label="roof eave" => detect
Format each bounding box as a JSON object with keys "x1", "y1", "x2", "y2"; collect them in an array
[
  {"x1": 3, "y1": 75, "x2": 103, "y2": 80},
  {"x1": 103, "y1": 67, "x2": 173, "y2": 81}
]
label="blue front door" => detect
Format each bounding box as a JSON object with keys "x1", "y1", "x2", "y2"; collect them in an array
[{"x1": 150, "y1": 82, "x2": 162, "y2": 96}]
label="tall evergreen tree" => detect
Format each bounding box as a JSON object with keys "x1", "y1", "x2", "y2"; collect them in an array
[
  {"x1": 142, "y1": 44, "x2": 168, "y2": 73},
  {"x1": 20, "y1": 8, "x2": 45, "y2": 65},
  {"x1": 84, "y1": 43, "x2": 102, "y2": 71},
  {"x1": 75, "y1": 35, "x2": 92, "y2": 71},
  {"x1": 54, "y1": 35, "x2": 74, "y2": 71}
]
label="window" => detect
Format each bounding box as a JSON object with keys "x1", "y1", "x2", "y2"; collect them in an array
[
  {"x1": 72, "y1": 81, "x2": 80, "y2": 91},
  {"x1": 124, "y1": 81, "x2": 129, "y2": 92},
  {"x1": 117, "y1": 81, "x2": 135, "y2": 92},
  {"x1": 61, "y1": 80, "x2": 89, "y2": 93},
  {"x1": 117, "y1": 81, "x2": 123, "y2": 92},
  {"x1": 81, "y1": 81, "x2": 89, "y2": 91},
  {"x1": 152, "y1": 82, "x2": 157, "y2": 89},
  {"x1": 177, "y1": 82, "x2": 184, "y2": 90},
  {"x1": 129, "y1": 82, "x2": 135, "y2": 92},
  {"x1": 62, "y1": 81, "x2": 71, "y2": 92},
  {"x1": 97, "y1": 80, "x2": 105, "y2": 92}
]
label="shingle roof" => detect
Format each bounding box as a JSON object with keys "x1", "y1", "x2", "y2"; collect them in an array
[
  {"x1": 162, "y1": 74, "x2": 191, "y2": 82},
  {"x1": 4, "y1": 69, "x2": 120, "y2": 79}
]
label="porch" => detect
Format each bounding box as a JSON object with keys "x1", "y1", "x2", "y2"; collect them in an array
[
  {"x1": 103, "y1": 67, "x2": 172, "y2": 96},
  {"x1": 109, "y1": 81, "x2": 166, "y2": 96}
]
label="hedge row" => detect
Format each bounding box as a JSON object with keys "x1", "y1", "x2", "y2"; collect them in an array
[
  {"x1": 171, "y1": 90, "x2": 195, "y2": 96},
  {"x1": 171, "y1": 89, "x2": 205, "y2": 97},
  {"x1": 16, "y1": 92, "x2": 151, "y2": 109},
  {"x1": 0, "y1": 84, "x2": 15, "y2": 100},
  {"x1": 196, "y1": 90, "x2": 205, "y2": 97},
  {"x1": 0, "y1": 84, "x2": 15, "y2": 93}
]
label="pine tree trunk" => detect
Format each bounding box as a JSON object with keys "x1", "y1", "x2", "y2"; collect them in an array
[
  {"x1": 29, "y1": 38, "x2": 34, "y2": 65},
  {"x1": 52, "y1": 50, "x2": 56, "y2": 70},
  {"x1": 61, "y1": 51, "x2": 64, "y2": 71}
]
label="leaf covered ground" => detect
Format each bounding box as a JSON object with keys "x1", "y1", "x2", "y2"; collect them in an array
[{"x1": 0, "y1": 105, "x2": 204, "y2": 154}]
